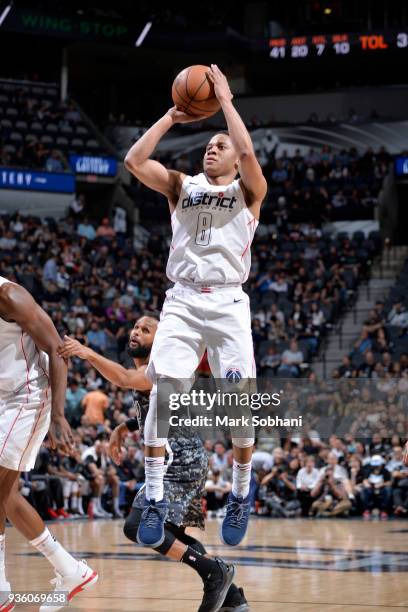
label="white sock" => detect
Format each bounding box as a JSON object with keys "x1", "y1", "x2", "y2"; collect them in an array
[
  {"x1": 0, "y1": 533, "x2": 6, "y2": 582},
  {"x1": 30, "y1": 528, "x2": 78, "y2": 577},
  {"x1": 71, "y1": 496, "x2": 78, "y2": 510},
  {"x1": 92, "y1": 497, "x2": 101, "y2": 511},
  {"x1": 63, "y1": 498, "x2": 69, "y2": 511},
  {"x1": 145, "y1": 456, "x2": 165, "y2": 501},
  {"x1": 232, "y1": 460, "x2": 251, "y2": 499},
  {"x1": 78, "y1": 497, "x2": 84, "y2": 515},
  {"x1": 113, "y1": 497, "x2": 120, "y2": 513}
]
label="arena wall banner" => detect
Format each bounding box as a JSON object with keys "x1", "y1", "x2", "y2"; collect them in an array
[
  {"x1": 0, "y1": 168, "x2": 75, "y2": 193},
  {"x1": 395, "y1": 156, "x2": 408, "y2": 176},
  {"x1": 69, "y1": 155, "x2": 117, "y2": 177},
  {"x1": 109, "y1": 120, "x2": 408, "y2": 159}
]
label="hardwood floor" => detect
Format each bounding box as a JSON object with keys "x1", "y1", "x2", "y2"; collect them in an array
[{"x1": 6, "y1": 516, "x2": 408, "y2": 610}]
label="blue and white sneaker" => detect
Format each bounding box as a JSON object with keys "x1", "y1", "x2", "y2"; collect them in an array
[
  {"x1": 137, "y1": 498, "x2": 169, "y2": 547},
  {"x1": 220, "y1": 493, "x2": 251, "y2": 546}
]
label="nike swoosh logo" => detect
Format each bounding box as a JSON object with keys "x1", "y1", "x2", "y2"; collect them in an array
[
  {"x1": 81, "y1": 571, "x2": 88, "y2": 579},
  {"x1": 234, "y1": 299, "x2": 243, "y2": 303},
  {"x1": 189, "y1": 182, "x2": 198, "y2": 185}
]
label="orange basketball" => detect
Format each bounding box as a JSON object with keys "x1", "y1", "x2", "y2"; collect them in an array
[{"x1": 172, "y1": 65, "x2": 221, "y2": 117}]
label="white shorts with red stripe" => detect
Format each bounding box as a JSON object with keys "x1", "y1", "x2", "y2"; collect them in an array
[
  {"x1": 146, "y1": 281, "x2": 256, "y2": 382},
  {"x1": 0, "y1": 384, "x2": 51, "y2": 472}
]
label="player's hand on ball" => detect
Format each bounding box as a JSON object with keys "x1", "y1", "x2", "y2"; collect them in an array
[
  {"x1": 59, "y1": 335, "x2": 89, "y2": 359},
  {"x1": 48, "y1": 415, "x2": 74, "y2": 454},
  {"x1": 167, "y1": 106, "x2": 208, "y2": 124},
  {"x1": 207, "y1": 64, "x2": 233, "y2": 104},
  {"x1": 108, "y1": 423, "x2": 128, "y2": 465}
]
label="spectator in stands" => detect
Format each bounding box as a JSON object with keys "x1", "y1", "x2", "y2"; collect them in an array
[
  {"x1": 10, "y1": 213, "x2": 24, "y2": 234},
  {"x1": 32, "y1": 439, "x2": 70, "y2": 520},
  {"x1": 205, "y1": 468, "x2": 231, "y2": 516},
  {"x1": 96, "y1": 217, "x2": 116, "y2": 240},
  {"x1": 331, "y1": 189, "x2": 347, "y2": 208},
  {"x1": 388, "y1": 447, "x2": 408, "y2": 516},
  {"x1": 259, "y1": 462, "x2": 300, "y2": 518},
  {"x1": 42, "y1": 253, "x2": 58, "y2": 283},
  {"x1": 359, "y1": 351, "x2": 376, "y2": 377},
  {"x1": 66, "y1": 378, "x2": 87, "y2": 427},
  {"x1": 278, "y1": 339, "x2": 304, "y2": 377},
  {"x1": 77, "y1": 217, "x2": 96, "y2": 240},
  {"x1": 69, "y1": 194, "x2": 86, "y2": 221},
  {"x1": 260, "y1": 345, "x2": 281, "y2": 377},
  {"x1": 81, "y1": 387, "x2": 110, "y2": 425},
  {"x1": 270, "y1": 273, "x2": 289, "y2": 294},
  {"x1": 387, "y1": 300, "x2": 408, "y2": 328},
  {"x1": 0, "y1": 230, "x2": 17, "y2": 251},
  {"x1": 45, "y1": 149, "x2": 64, "y2": 172},
  {"x1": 271, "y1": 160, "x2": 288, "y2": 184},
  {"x1": 210, "y1": 441, "x2": 228, "y2": 473},
  {"x1": 64, "y1": 102, "x2": 81, "y2": 123},
  {"x1": 359, "y1": 455, "x2": 392, "y2": 520},
  {"x1": 296, "y1": 456, "x2": 320, "y2": 516},
  {"x1": 81, "y1": 440, "x2": 114, "y2": 518},
  {"x1": 310, "y1": 454, "x2": 352, "y2": 517},
  {"x1": 86, "y1": 320, "x2": 107, "y2": 353}
]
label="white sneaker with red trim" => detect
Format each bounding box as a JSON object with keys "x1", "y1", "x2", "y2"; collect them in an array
[
  {"x1": 39, "y1": 560, "x2": 98, "y2": 612},
  {"x1": 0, "y1": 581, "x2": 15, "y2": 611}
]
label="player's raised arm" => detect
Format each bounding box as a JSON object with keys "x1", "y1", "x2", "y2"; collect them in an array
[
  {"x1": 59, "y1": 336, "x2": 152, "y2": 391},
  {"x1": 124, "y1": 107, "x2": 205, "y2": 205},
  {"x1": 0, "y1": 283, "x2": 73, "y2": 452},
  {"x1": 207, "y1": 64, "x2": 267, "y2": 214}
]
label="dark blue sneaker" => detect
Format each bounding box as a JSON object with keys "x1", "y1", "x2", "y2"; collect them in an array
[
  {"x1": 220, "y1": 586, "x2": 250, "y2": 611},
  {"x1": 220, "y1": 493, "x2": 251, "y2": 546},
  {"x1": 136, "y1": 498, "x2": 168, "y2": 547}
]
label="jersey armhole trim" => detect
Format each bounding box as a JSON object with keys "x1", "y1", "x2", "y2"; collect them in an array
[
  {"x1": 238, "y1": 179, "x2": 259, "y2": 223},
  {"x1": 170, "y1": 173, "x2": 193, "y2": 218}
]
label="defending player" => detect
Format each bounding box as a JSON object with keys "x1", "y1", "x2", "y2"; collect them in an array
[
  {"x1": 60, "y1": 317, "x2": 250, "y2": 612},
  {"x1": 0, "y1": 276, "x2": 98, "y2": 612},
  {"x1": 124, "y1": 65, "x2": 267, "y2": 549}
]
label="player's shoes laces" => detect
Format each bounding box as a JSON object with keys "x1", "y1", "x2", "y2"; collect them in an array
[
  {"x1": 0, "y1": 581, "x2": 15, "y2": 611},
  {"x1": 137, "y1": 498, "x2": 168, "y2": 547},
  {"x1": 219, "y1": 586, "x2": 250, "y2": 611},
  {"x1": 39, "y1": 560, "x2": 98, "y2": 612},
  {"x1": 198, "y1": 558, "x2": 235, "y2": 612},
  {"x1": 221, "y1": 493, "x2": 251, "y2": 546}
]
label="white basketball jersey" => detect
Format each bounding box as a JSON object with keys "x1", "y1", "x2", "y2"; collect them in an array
[
  {"x1": 0, "y1": 276, "x2": 49, "y2": 394},
  {"x1": 167, "y1": 173, "x2": 258, "y2": 285}
]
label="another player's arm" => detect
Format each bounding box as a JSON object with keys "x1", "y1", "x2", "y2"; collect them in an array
[
  {"x1": 0, "y1": 283, "x2": 73, "y2": 452},
  {"x1": 124, "y1": 108, "x2": 205, "y2": 207},
  {"x1": 207, "y1": 64, "x2": 267, "y2": 215},
  {"x1": 59, "y1": 336, "x2": 152, "y2": 391}
]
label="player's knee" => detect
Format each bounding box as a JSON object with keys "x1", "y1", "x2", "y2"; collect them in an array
[
  {"x1": 123, "y1": 508, "x2": 141, "y2": 543},
  {"x1": 231, "y1": 437, "x2": 255, "y2": 448}
]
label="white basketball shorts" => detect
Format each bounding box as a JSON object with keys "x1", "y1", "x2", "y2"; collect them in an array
[
  {"x1": 147, "y1": 282, "x2": 256, "y2": 382},
  {"x1": 0, "y1": 383, "x2": 51, "y2": 472}
]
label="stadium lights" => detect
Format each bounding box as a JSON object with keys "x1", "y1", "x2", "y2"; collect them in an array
[
  {"x1": 135, "y1": 21, "x2": 152, "y2": 47},
  {"x1": 0, "y1": 3, "x2": 12, "y2": 27}
]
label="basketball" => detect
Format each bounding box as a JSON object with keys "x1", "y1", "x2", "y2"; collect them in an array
[{"x1": 172, "y1": 64, "x2": 221, "y2": 117}]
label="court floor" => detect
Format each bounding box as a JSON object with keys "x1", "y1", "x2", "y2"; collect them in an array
[{"x1": 6, "y1": 516, "x2": 408, "y2": 611}]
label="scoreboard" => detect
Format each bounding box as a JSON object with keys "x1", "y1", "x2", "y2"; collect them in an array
[{"x1": 269, "y1": 31, "x2": 408, "y2": 60}]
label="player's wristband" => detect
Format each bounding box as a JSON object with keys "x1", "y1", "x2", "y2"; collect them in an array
[{"x1": 125, "y1": 418, "x2": 140, "y2": 432}]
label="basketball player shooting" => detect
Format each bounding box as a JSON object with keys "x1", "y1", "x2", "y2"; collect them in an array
[
  {"x1": 0, "y1": 277, "x2": 98, "y2": 612},
  {"x1": 60, "y1": 317, "x2": 250, "y2": 612},
  {"x1": 124, "y1": 65, "x2": 267, "y2": 550}
]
